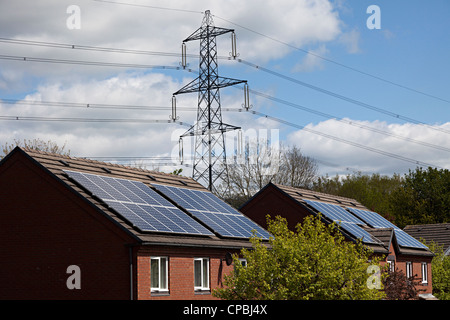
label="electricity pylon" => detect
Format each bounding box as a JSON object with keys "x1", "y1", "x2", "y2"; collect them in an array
[{"x1": 173, "y1": 10, "x2": 247, "y2": 193}]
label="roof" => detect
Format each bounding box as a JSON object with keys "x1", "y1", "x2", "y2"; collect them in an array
[
  {"x1": 404, "y1": 223, "x2": 450, "y2": 254},
  {"x1": 263, "y1": 183, "x2": 434, "y2": 257},
  {"x1": 4, "y1": 147, "x2": 257, "y2": 249}
]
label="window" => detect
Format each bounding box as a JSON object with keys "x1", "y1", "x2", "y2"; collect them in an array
[
  {"x1": 238, "y1": 258, "x2": 247, "y2": 267},
  {"x1": 234, "y1": 258, "x2": 247, "y2": 276},
  {"x1": 406, "y1": 262, "x2": 412, "y2": 279},
  {"x1": 421, "y1": 262, "x2": 428, "y2": 284},
  {"x1": 194, "y1": 258, "x2": 209, "y2": 291},
  {"x1": 151, "y1": 257, "x2": 168, "y2": 292},
  {"x1": 387, "y1": 260, "x2": 395, "y2": 272}
]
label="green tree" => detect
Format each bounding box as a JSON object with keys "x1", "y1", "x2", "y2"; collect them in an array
[
  {"x1": 213, "y1": 215, "x2": 385, "y2": 300},
  {"x1": 389, "y1": 167, "x2": 450, "y2": 228},
  {"x1": 426, "y1": 241, "x2": 450, "y2": 300},
  {"x1": 313, "y1": 172, "x2": 401, "y2": 222}
]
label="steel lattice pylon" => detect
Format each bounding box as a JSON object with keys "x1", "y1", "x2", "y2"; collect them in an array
[{"x1": 173, "y1": 10, "x2": 247, "y2": 193}]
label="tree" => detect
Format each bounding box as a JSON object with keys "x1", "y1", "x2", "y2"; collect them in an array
[
  {"x1": 213, "y1": 215, "x2": 385, "y2": 300},
  {"x1": 389, "y1": 167, "x2": 450, "y2": 228},
  {"x1": 426, "y1": 241, "x2": 450, "y2": 300},
  {"x1": 223, "y1": 143, "x2": 318, "y2": 208},
  {"x1": 313, "y1": 172, "x2": 401, "y2": 222},
  {"x1": 1, "y1": 138, "x2": 70, "y2": 159},
  {"x1": 272, "y1": 145, "x2": 318, "y2": 189},
  {"x1": 382, "y1": 268, "x2": 423, "y2": 300}
]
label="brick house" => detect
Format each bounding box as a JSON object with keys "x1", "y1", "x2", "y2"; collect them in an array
[
  {"x1": 240, "y1": 183, "x2": 435, "y2": 296},
  {"x1": 0, "y1": 147, "x2": 269, "y2": 300}
]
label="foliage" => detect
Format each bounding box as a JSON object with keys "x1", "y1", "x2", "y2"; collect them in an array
[
  {"x1": 213, "y1": 215, "x2": 385, "y2": 300},
  {"x1": 169, "y1": 168, "x2": 183, "y2": 175},
  {"x1": 313, "y1": 172, "x2": 401, "y2": 222},
  {"x1": 426, "y1": 241, "x2": 450, "y2": 300},
  {"x1": 389, "y1": 167, "x2": 450, "y2": 228},
  {"x1": 1, "y1": 138, "x2": 70, "y2": 159},
  {"x1": 382, "y1": 268, "x2": 423, "y2": 300}
]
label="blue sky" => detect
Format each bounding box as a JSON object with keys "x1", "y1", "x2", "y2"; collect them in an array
[{"x1": 1, "y1": 0, "x2": 449, "y2": 181}]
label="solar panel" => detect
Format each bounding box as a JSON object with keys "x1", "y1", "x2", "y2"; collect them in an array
[
  {"x1": 395, "y1": 230, "x2": 428, "y2": 249},
  {"x1": 152, "y1": 184, "x2": 271, "y2": 240},
  {"x1": 346, "y1": 207, "x2": 397, "y2": 229},
  {"x1": 303, "y1": 200, "x2": 379, "y2": 244},
  {"x1": 338, "y1": 222, "x2": 378, "y2": 244},
  {"x1": 304, "y1": 200, "x2": 367, "y2": 225},
  {"x1": 64, "y1": 170, "x2": 213, "y2": 236},
  {"x1": 346, "y1": 207, "x2": 429, "y2": 249}
]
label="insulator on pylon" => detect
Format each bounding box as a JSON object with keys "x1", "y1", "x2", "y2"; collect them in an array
[
  {"x1": 231, "y1": 32, "x2": 237, "y2": 59},
  {"x1": 181, "y1": 42, "x2": 187, "y2": 69},
  {"x1": 179, "y1": 137, "x2": 184, "y2": 164},
  {"x1": 171, "y1": 95, "x2": 178, "y2": 121},
  {"x1": 237, "y1": 129, "x2": 243, "y2": 157},
  {"x1": 243, "y1": 83, "x2": 251, "y2": 110}
]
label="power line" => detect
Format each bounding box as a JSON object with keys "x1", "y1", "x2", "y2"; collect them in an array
[
  {"x1": 3, "y1": 92, "x2": 450, "y2": 154},
  {"x1": 92, "y1": 0, "x2": 204, "y2": 14},
  {"x1": 0, "y1": 54, "x2": 197, "y2": 72},
  {"x1": 224, "y1": 108, "x2": 444, "y2": 170},
  {"x1": 2, "y1": 37, "x2": 447, "y2": 127},
  {"x1": 213, "y1": 15, "x2": 450, "y2": 105},
  {"x1": 86, "y1": 0, "x2": 449, "y2": 104},
  {"x1": 1, "y1": 98, "x2": 198, "y2": 112},
  {"x1": 0, "y1": 37, "x2": 200, "y2": 59},
  {"x1": 237, "y1": 60, "x2": 450, "y2": 135},
  {"x1": 243, "y1": 88, "x2": 450, "y2": 151},
  {"x1": 0, "y1": 115, "x2": 191, "y2": 126}
]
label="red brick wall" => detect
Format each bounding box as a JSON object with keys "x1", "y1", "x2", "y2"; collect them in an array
[
  {"x1": 0, "y1": 152, "x2": 134, "y2": 299},
  {"x1": 136, "y1": 246, "x2": 238, "y2": 300},
  {"x1": 241, "y1": 184, "x2": 310, "y2": 231}
]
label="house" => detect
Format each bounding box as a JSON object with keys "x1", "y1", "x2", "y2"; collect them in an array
[
  {"x1": 240, "y1": 183, "x2": 435, "y2": 296},
  {"x1": 404, "y1": 223, "x2": 450, "y2": 256},
  {"x1": 0, "y1": 147, "x2": 270, "y2": 300}
]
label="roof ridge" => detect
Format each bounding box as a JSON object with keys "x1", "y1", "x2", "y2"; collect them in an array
[
  {"x1": 272, "y1": 183, "x2": 362, "y2": 204},
  {"x1": 22, "y1": 147, "x2": 189, "y2": 180}
]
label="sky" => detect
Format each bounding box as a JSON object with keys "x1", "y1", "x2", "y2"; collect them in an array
[{"x1": 1, "y1": 0, "x2": 450, "y2": 183}]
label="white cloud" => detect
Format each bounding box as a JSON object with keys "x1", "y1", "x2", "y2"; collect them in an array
[
  {"x1": 338, "y1": 28, "x2": 361, "y2": 54},
  {"x1": 293, "y1": 44, "x2": 329, "y2": 72},
  {"x1": 287, "y1": 119, "x2": 450, "y2": 176},
  {"x1": 0, "y1": 0, "x2": 345, "y2": 81}
]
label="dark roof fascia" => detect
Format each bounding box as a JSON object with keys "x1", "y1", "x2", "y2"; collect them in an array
[
  {"x1": 140, "y1": 240, "x2": 255, "y2": 250},
  {"x1": 11, "y1": 147, "x2": 142, "y2": 245}
]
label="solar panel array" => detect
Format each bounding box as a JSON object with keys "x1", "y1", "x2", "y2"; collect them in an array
[
  {"x1": 153, "y1": 183, "x2": 272, "y2": 240},
  {"x1": 304, "y1": 200, "x2": 377, "y2": 244},
  {"x1": 305, "y1": 200, "x2": 428, "y2": 249},
  {"x1": 346, "y1": 207, "x2": 428, "y2": 249},
  {"x1": 64, "y1": 170, "x2": 213, "y2": 236},
  {"x1": 346, "y1": 207, "x2": 397, "y2": 229}
]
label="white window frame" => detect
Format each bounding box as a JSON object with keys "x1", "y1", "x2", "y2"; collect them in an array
[
  {"x1": 194, "y1": 257, "x2": 209, "y2": 291},
  {"x1": 238, "y1": 258, "x2": 247, "y2": 267},
  {"x1": 421, "y1": 262, "x2": 428, "y2": 284},
  {"x1": 406, "y1": 262, "x2": 412, "y2": 279},
  {"x1": 150, "y1": 256, "x2": 169, "y2": 292},
  {"x1": 387, "y1": 260, "x2": 395, "y2": 272}
]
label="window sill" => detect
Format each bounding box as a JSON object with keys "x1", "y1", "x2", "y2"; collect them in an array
[
  {"x1": 194, "y1": 289, "x2": 211, "y2": 295},
  {"x1": 151, "y1": 290, "x2": 170, "y2": 297}
]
